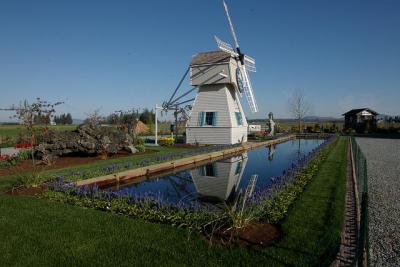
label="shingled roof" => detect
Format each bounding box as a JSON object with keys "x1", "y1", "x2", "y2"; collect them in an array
[
  {"x1": 190, "y1": 51, "x2": 232, "y2": 66},
  {"x1": 342, "y1": 108, "x2": 378, "y2": 116}
]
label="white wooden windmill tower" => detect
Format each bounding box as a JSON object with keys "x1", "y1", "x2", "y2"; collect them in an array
[{"x1": 185, "y1": 0, "x2": 258, "y2": 145}]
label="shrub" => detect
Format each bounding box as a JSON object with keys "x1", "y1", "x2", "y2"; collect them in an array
[
  {"x1": 17, "y1": 149, "x2": 32, "y2": 160},
  {"x1": 159, "y1": 137, "x2": 174, "y2": 146},
  {"x1": 17, "y1": 170, "x2": 45, "y2": 188},
  {"x1": 135, "y1": 144, "x2": 146, "y2": 153}
]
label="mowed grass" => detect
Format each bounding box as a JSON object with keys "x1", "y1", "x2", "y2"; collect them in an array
[
  {"x1": 0, "y1": 137, "x2": 347, "y2": 266},
  {"x1": 0, "y1": 125, "x2": 77, "y2": 137},
  {"x1": 0, "y1": 125, "x2": 77, "y2": 147},
  {"x1": 264, "y1": 136, "x2": 348, "y2": 266}
]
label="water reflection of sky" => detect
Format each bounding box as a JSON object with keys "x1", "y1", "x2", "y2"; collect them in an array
[
  {"x1": 110, "y1": 139, "x2": 325, "y2": 206},
  {"x1": 239, "y1": 139, "x2": 324, "y2": 192}
]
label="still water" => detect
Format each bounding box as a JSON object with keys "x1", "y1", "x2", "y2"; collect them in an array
[{"x1": 107, "y1": 139, "x2": 325, "y2": 206}]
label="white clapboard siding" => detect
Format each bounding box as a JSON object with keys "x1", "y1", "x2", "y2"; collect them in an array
[
  {"x1": 186, "y1": 83, "x2": 248, "y2": 144},
  {"x1": 190, "y1": 64, "x2": 231, "y2": 86},
  {"x1": 191, "y1": 155, "x2": 247, "y2": 201}
]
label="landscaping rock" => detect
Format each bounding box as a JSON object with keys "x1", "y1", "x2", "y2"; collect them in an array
[
  {"x1": 125, "y1": 145, "x2": 138, "y2": 154},
  {"x1": 37, "y1": 124, "x2": 137, "y2": 161}
]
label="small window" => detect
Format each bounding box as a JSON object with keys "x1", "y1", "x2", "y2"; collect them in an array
[
  {"x1": 199, "y1": 163, "x2": 216, "y2": 177},
  {"x1": 235, "y1": 112, "x2": 243, "y2": 126},
  {"x1": 198, "y1": 112, "x2": 217, "y2": 126},
  {"x1": 205, "y1": 112, "x2": 215, "y2": 126},
  {"x1": 204, "y1": 164, "x2": 215, "y2": 176}
]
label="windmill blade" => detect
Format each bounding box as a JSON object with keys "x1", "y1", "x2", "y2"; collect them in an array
[
  {"x1": 222, "y1": 0, "x2": 240, "y2": 49},
  {"x1": 241, "y1": 65, "x2": 258, "y2": 113},
  {"x1": 244, "y1": 55, "x2": 256, "y2": 72},
  {"x1": 214, "y1": 35, "x2": 238, "y2": 56}
]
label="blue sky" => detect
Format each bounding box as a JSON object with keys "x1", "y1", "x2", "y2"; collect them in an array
[{"x1": 0, "y1": 0, "x2": 399, "y2": 121}]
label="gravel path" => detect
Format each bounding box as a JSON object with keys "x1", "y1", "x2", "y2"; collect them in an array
[{"x1": 356, "y1": 138, "x2": 400, "y2": 267}]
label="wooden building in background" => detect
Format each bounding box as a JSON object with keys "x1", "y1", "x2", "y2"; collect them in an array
[{"x1": 343, "y1": 108, "x2": 378, "y2": 133}]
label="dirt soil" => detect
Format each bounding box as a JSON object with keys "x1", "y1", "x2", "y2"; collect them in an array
[
  {"x1": 0, "y1": 150, "x2": 156, "y2": 176},
  {"x1": 6, "y1": 184, "x2": 48, "y2": 196},
  {"x1": 207, "y1": 222, "x2": 282, "y2": 248}
]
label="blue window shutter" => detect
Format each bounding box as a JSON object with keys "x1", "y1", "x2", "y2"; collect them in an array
[
  {"x1": 213, "y1": 163, "x2": 218, "y2": 176},
  {"x1": 198, "y1": 166, "x2": 205, "y2": 176},
  {"x1": 201, "y1": 112, "x2": 205, "y2": 126},
  {"x1": 198, "y1": 112, "x2": 204, "y2": 126},
  {"x1": 197, "y1": 112, "x2": 201, "y2": 126},
  {"x1": 212, "y1": 112, "x2": 217, "y2": 126}
]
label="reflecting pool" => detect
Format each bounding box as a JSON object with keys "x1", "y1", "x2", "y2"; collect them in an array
[{"x1": 105, "y1": 139, "x2": 325, "y2": 206}]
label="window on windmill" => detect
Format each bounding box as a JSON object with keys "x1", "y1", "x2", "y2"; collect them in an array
[
  {"x1": 235, "y1": 112, "x2": 243, "y2": 126},
  {"x1": 204, "y1": 164, "x2": 216, "y2": 177},
  {"x1": 204, "y1": 112, "x2": 217, "y2": 126},
  {"x1": 198, "y1": 163, "x2": 216, "y2": 176}
]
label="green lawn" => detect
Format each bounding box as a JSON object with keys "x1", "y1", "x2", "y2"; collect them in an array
[
  {"x1": 0, "y1": 125, "x2": 77, "y2": 147},
  {"x1": 0, "y1": 137, "x2": 347, "y2": 266}
]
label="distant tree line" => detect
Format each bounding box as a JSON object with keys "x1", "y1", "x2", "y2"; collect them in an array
[
  {"x1": 102, "y1": 108, "x2": 156, "y2": 125},
  {"x1": 54, "y1": 113, "x2": 73, "y2": 125},
  {"x1": 383, "y1": 116, "x2": 400, "y2": 123},
  {"x1": 33, "y1": 114, "x2": 51, "y2": 124}
]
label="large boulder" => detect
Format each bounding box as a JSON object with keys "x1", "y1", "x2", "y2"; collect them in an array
[{"x1": 36, "y1": 124, "x2": 137, "y2": 162}]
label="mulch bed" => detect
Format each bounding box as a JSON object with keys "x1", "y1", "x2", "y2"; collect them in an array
[{"x1": 206, "y1": 222, "x2": 282, "y2": 248}]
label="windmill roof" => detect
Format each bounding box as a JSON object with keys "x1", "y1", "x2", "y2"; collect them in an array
[
  {"x1": 190, "y1": 51, "x2": 232, "y2": 66},
  {"x1": 342, "y1": 108, "x2": 378, "y2": 116}
]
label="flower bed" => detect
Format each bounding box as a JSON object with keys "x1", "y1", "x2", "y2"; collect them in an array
[
  {"x1": 15, "y1": 143, "x2": 33, "y2": 149},
  {"x1": 42, "y1": 136, "x2": 338, "y2": 233}
]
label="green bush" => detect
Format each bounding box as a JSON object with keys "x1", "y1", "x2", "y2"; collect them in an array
[
  {"x1": 17, "y1": 170, "x2": 46, "y2": 188},
  {"x1": 17, "y1": 149, "x2": 32, "y2": 160},
  {"x1": 135, "y1": 144, "x2": 146, "y2": 153},
  {"x1": 159, "y1": 137, "x2": 174, "y2": 146},
  {"x1": 136, "y1": 138, "x2": 145, "y2": 146}
]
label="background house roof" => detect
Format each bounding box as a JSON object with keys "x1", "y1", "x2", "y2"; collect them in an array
[
  {"x1": 342, "y1": 108, "x2": 378, "y2": 116},
  {"x1": 190, "y1": 51, "x2": 232, "y2": 66}
]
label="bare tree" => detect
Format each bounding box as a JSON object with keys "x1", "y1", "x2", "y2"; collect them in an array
[{"x1": 288, "y1": 91, "x2": 312, "y2": 133}]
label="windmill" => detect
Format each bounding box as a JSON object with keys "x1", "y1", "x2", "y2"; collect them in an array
[{"x1": 184, "y1": 0, "x2": 258, "y2": 145}]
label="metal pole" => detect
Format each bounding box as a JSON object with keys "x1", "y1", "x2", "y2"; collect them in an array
[
  {"x1": 155, "y1": 105, "x2": 158, "y2": 146},
  {"x1": 174, "y1": 108, "x2": 178, "y2": 143}
]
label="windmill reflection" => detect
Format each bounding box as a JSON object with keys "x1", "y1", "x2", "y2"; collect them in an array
[
  {"x1": 267, "y1": 144, "x2": 276, "y2": 161},
  {"x1": 191, "y1": 153, "x2": 248, "y2": 203}
]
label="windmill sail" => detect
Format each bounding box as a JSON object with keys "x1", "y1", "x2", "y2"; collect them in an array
[
  {"x1": 241, "y1": 65, "x2": 258, "y2": 113},
  {"x1": 244, "y1": 55, "x2": 256, "y2": 72},
  {"x1": 214, "y1": 36, "x2": 238, "y2": 56},
  {"x1": 222, "y1": 0, "x2": 240, "y2": 49}
]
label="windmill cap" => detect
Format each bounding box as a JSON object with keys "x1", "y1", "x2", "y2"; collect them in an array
[{"x1": 190, "y1": 51, "x2": 232, "y2": 66}]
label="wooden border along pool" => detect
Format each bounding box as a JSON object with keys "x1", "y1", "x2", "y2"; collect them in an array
[{"x1": 76, "y1": 135, "x2": 295, "y2": 187}]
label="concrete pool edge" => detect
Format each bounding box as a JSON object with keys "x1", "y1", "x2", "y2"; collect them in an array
[{"x1": 76, "y1": 135, "x2": 299, "y2": 187}]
